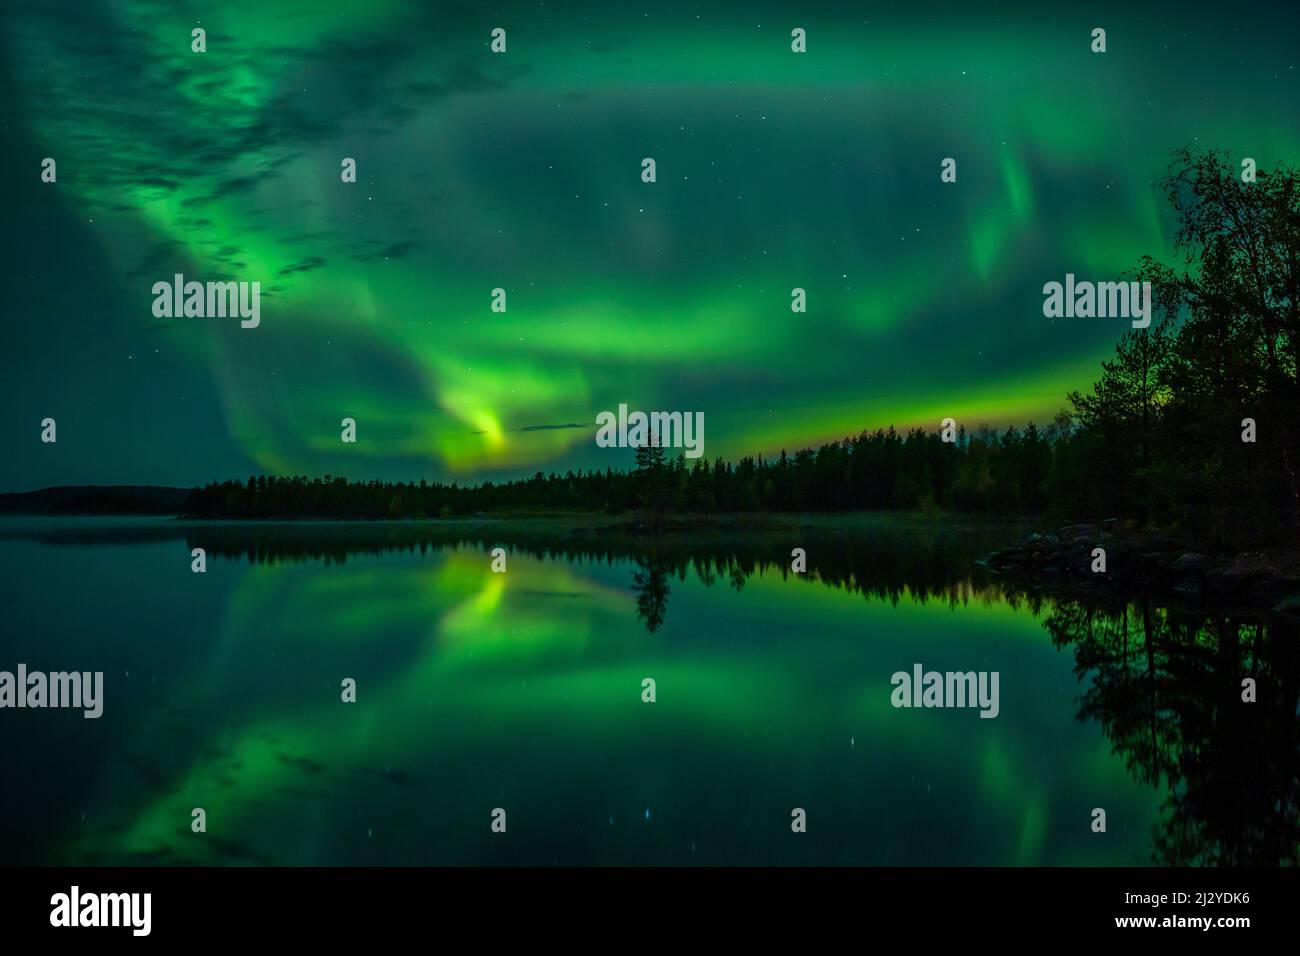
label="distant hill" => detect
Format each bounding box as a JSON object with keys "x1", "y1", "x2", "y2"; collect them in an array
[{"x1": 0, "y1": 486, "x2": 190, "y2": 515}]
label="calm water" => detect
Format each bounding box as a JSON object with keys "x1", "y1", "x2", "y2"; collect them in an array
[{"x1": 0, "y1": 516, "x2": 1294, "y2": 866}]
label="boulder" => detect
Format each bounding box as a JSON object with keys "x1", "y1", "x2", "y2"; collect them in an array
[
  {"x1": 1206, "y1": 561, "x2": 1264, "y2": 593},
  {"x1": 1172, "y1": 552, "x2": 1213, "y2": 574},
  {"x1": 1250, "y1": 579, "x2": 1295, "y2": 606},
  {"x1": 1273, "y1": 594, "x2": 1300, "y2": 619},
  {"x1": 1056, "y1": 523, "x2": 1097, "y2": 541}
]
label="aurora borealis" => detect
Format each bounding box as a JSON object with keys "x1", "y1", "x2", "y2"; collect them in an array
[{"x1": 3, "y1": 1, "x2": 1298, "y2": 489}]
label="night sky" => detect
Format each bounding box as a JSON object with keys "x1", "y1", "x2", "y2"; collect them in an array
[{"x1": 3, "y1": 1, "x2": 1297, "y2": 489}]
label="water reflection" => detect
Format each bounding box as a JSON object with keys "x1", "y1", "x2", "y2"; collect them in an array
[
  {"x1": 630, "y1": 562, "x2": 670, "y2": 633},
  {"x1": 0, "y1": 517, "x2": 1294, "y2": 865},
  {"x1": 1041, "y1": 597, "x2": 1299, "y2": 865},
  {"x1": 172, "y1": 518, "x2": 1028, "y2": 613}
]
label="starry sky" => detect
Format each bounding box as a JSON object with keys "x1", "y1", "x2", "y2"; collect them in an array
[{"x1": 3, "y1": 0, "x2": 1297, "y2": 489}]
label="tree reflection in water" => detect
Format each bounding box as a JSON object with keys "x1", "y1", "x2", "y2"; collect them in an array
[{"x1": 1043, "y1": 597, "x2": 1298, "y2": 865}]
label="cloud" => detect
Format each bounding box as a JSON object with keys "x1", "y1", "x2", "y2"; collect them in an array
[
  {"x1": 351, "y1": 240, "x2": 423, "y2": 263},
  {"x1": 276, "y1": 256, "x2": 326, "y2": 277}
]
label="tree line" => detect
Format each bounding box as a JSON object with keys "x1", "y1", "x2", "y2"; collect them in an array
[{"x1": 181, "y1": 421, "x2": 1058, "y2": 522}]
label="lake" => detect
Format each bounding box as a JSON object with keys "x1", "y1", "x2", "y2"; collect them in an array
[{"x1": 0, "y1": 516, "x2": 1294, "y2": 865}]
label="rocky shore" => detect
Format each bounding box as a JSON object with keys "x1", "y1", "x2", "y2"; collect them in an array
[{"x1": 980, "y1": 521, "x2": 1300, "y2": 618}]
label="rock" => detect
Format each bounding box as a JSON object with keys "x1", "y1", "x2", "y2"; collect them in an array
[
  {"x1": 1249, "y1": 579, "x2": 1295, "y2": 605},
  {"x1": 1273, "y1": 594, "x2": 1300, "y2": 619},
  {"x1": 1172, "y1": 552, "x2": 1213, "y2": 574},
  {"x1": 1056, "y1": 523, "x2": 1097, "y2": 541},
  {"x1": 982, "y1": 547, "x2": 1026, "y2": 571},
  {"x1": 1206, "y1": 562, "x2": 1261, "y2": 593},
  {"x1": 1125, "y1": 533, "x2": 1180, "y2": 553}
]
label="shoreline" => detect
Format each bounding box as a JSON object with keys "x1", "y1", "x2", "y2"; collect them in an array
[{"x1": 982, "y1": 523, "x2": 1300, "y2": 618}]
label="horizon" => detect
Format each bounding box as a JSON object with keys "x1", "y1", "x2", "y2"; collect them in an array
[{"x1": 1, "y1": 416, "x2": 1064, "y2": 496}]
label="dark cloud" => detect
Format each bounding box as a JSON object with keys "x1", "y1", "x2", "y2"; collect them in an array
[
  {"x1": 123, "y1": 239, "x2": 185, "y2": 281},
  {"x1": 518, "y1": 423, "x2": 587, "y2": 432},
  {"x1": 286, "y1": 230, "x2": 337, "y2": 244},
  {"x1": 276, "y1": 256, "x2": 326, "y2": 277},
  {"x1": 351, "y1": 241, "x2": 423, "y2": 263}
]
